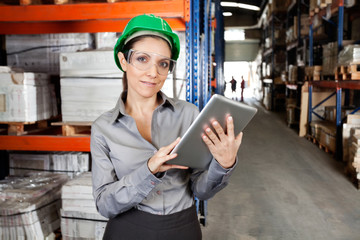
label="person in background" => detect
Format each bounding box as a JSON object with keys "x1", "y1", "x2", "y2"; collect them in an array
[
  {"x1": 240, "y1": 75, "x2": 245, "y2": 102},
  {"x1": 230, "y1": 76, "x2": 237, "y2": 93},
  {"x1": 91, "y1": 14, "x2": 243, "y2": 240}
]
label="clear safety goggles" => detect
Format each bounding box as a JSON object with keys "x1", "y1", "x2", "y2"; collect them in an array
[{"x1": 126, "y1": 49, "x2": 176, "y2": 76}]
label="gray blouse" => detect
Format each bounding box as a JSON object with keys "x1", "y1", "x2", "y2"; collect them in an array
[{"x1": 91, "y1": 92, "x2": 237, "y2": 219}]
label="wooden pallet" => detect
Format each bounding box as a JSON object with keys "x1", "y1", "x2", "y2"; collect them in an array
[
  {"x1": 306, "y1": 134, "x2": 335, "y2": 156},
  {"x1": 335, "y1": 64, "x2": 360, "y2": 81},
  {"x1": 0, "y1": 119, "x2": 50, "y2": 135},
  {"x1": 51, "y1": 122, "x2": 91, "y2": 136},
  {"x1": 0, "y1": 0, "x2": 119, "y2": 5}
]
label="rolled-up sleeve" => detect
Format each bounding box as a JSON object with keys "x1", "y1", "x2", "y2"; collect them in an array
[
  {"x1": 91, "y1": 124, "x2": 162, "y2": 219},
  {"x1": 190, "y1": 157, "x2": 238, "y2": 200}
]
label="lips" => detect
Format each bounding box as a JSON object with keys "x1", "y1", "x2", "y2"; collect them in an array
[{"x1": 141, "y1": 81, "x2": 157, "y2": 87}]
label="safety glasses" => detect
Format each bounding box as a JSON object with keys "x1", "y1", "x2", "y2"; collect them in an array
[{"x1": 125, "y1": 49, "x2": 176, "y2": 76}]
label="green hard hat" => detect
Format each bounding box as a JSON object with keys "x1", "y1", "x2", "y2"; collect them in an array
[{"x1": 114, "y1": 14, "x2": 180, "y2": 72}]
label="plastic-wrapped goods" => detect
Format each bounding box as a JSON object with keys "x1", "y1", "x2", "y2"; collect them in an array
[
  {"x1": 61, "y1": 172, "x2": 107, "y2": 240},
  {"x1": 0, "y1": 67, "x2": 57, "y2": 122},
  {"x1": 0, "y1": 173, "x2": 68, "y2": 240},
  {"x1": 9, "y1": 152, "x2": 89, "y2": 178},
  {"x1": 6, "y1": 34, "x2": 92, "y2": 75},
  {"x1": 338, "y1": 45, "x2": 360, "y2": 65},
  {"x1": 60, "y1": 78, "x2": 123, "y2": 122},
  {"x1": 60, "y1": 51, "x2": 122, "y2": 79},
  {"x1": 288, "y1": 65, "x2": 298, "y2": 83},
  {"x1": 322, "y1": 42, "x2": 338, "y2": 76},
  {"x1": 94, "y1": 32, "x2": 118, "y2": 50}
]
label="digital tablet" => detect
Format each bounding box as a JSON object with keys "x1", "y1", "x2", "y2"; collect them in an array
[{"x1": 168, "y1": 94, "x2": 257, "y2": 169}]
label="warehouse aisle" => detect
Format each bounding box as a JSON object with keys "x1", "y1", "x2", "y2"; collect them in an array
[{"x1": 202, "y1": 98, "x2": 360, "y2": 240}]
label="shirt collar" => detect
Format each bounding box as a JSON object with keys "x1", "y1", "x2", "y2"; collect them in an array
[{"x1": 110, "y1": 91, "x2": 176, "y2": 123}]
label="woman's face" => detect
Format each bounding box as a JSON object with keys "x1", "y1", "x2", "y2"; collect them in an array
[{"x1": 118, "y1": 37, "x2": 172, "y2": 99}]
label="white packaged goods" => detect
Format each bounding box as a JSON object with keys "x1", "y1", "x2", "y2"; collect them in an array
[
  {"x1": 0, "y1": 173, "x2": 68, "y2": 240},
  {"x1": 338, "y1": 45, "x2": 360, "y2": 65},
  {"x1": 0, "y1": 68, "x2": 57, "y2": 122},
  {"x1": 60, "y1": 51, "x2": 122, "y2": 78},
  {"x1": 322, "y1": 42, "x2": 338, "y2": 75},
  {"x1": 60, "y1": 78, "x2": 122, "y2": 122},
  {"x1": 94, "y1": 32, "x2": 118, "y2": 50},
  {"x1": 61, "y1": 173, "x2": 107, "y2": 240},
  {"x1": 9, "y1": 152, "x2": 89, "y2": 178},
  {"x1": 6, "y1": 33, "x2": 92, "y2": 75}
]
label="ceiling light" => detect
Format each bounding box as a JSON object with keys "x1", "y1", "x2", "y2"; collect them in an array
[
  {"x1": 220, "y1": 2, "x2": 260, "y2": 11},
  {"x1": 237, "y1": 3, "x2": 260, "y2": 11},
  {"x1": 223, "y1": 12, "x2": 233, "y2": 16},
  {"x1": 221, "y1": 2, "x2": 238, "y2": 7}
]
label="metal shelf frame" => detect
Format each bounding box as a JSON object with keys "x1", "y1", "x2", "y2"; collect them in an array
[{"x1": 306, "y1": 0, "x2": 360, "y2": 161}]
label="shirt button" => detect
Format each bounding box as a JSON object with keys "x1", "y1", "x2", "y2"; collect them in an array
[
  {"x1": 156, "y1": 190, "x2": 161, "y2": 195},
  {"x1": 151, "y1": 181, "x2": 156, "y2": 185}
]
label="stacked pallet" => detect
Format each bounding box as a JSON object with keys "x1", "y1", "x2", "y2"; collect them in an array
[
  {"x1": 6, "y1": 34, "x2": 91, "y2": 75},
  {"x1": 0, "y1": 67, "x2": 58, "y2": 123},
  {"x1": 343, "y1": 114, "x2": 360, "y2": 188},
  {"x1": 0, "y1": 173, "x2": 68, "y2": 239},
  {"x1": 9, "y1": 152, "x2": 89, "y2": 178},
  {"x1": 337, "y1": 44, "x2": 360, "y2": 80},
  {"x1": 350, "y1": 133, "x2": 360, "y2": 188},
  {"x1": 59, "y1": 50, "x2": 123, "y2": 122},
  {"x1": 61, "y1": 172, "x2": 108, "y2": 240}
]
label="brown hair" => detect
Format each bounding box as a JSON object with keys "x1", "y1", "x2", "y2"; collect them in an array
[{"x1": 120, "y1": 35, "x2": 172, "y2": 92}]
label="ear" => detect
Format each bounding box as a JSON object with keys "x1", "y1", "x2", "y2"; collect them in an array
[{"x1": 117, "y1": 52, "x2": 128, "y2": 71}]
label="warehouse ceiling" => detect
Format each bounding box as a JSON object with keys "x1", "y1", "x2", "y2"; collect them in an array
[{"x1": 221, "y1": 0, "x2": 268, "y2": 28}]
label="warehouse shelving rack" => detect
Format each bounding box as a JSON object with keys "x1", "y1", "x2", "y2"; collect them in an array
[
  {"x1": 307, "y1": 0, "x2": 360, "y2": 160},
  {"x1": 261, "y1": 11, "x2": 287, "y2": 111},
  {"x1": 0, "y1": 0, "x2": 221, "y2": 226},
  {"x1": 284, "y1": 0, "x2": 309, "y2": 128}
]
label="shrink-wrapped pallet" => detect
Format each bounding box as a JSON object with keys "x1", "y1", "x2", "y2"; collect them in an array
[
  {"x1": 6, "y1": 33, "x2": 92, "y2": 75},
  {"x1": 60, "y1": 78, "x2": 123, "y2": 122},
  {"x1": 9, "y1": 152, "x2": 89, "y2": 178},
  {"x1": 0, "y1": 173, "x2": 68, "y2": 240},
  {"x1": 61, "y1": 172, "x2": 107, "y2": 240},
  {"x1": 0, "y1": 67, "x2": 57, "y2": 122}
]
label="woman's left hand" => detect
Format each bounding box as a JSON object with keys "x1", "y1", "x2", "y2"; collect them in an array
[{"x1": 202, "y1": 115, "x2": 243, "y2": 169}]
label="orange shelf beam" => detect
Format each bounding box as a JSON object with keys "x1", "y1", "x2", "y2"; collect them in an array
[
  {"x1": 0, "y1": 18, "x2": 186, "y2": 34},
  {"x1": 0, "y1": 1, "x2": 185, "y2": 21},
  {"x1": 0, "y1": 135, "x2": 90, "y2": 152},
  {"x1": 0, "y1": 1, "x2": 188, "y2": 33}
]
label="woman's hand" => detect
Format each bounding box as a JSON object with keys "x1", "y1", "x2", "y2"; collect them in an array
[
  {"x1": 147, "y1": 137, "x2": 188, "y2": 174},
  {"x1": 202, "y1": 115, "x2": 243, "y2": 169}
]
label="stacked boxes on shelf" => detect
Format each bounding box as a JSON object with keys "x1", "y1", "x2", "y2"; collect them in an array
[
  {"x1": 9, "y1": 152, "x2": 89, "y2": 178},
  {"x1": 0, "y1": 173, "x2": 68, "y2": 239},
  {"x1": 343, "y1": 115, "x2": 360, "y2": 186},
  {"x1": 59, "y1": 50, "x2": 123, "y2": 122},
  {"x1": 0, "y1": 67, "x2": 57, "y2": 122},
  {"x1": 350, "y1": 132, "x2": 360, "y2": 186},
  {"x1": 61, "y1": 172, "x2": 107, "y2": 240},
  {"x1": 6, "y1": 34, "x2": 92, "y2": 75},
  {"x1": 322, "y1": 42, "x2": 338, "y2": 76}
]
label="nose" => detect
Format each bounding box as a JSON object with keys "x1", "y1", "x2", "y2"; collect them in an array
[{"x1": 147, "y1": 63, "x2": 158, "y2": 77}]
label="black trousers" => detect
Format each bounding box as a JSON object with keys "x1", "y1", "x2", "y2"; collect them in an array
[{"x1": 103, "y1": 205, "x2": 202, "y2": 240}]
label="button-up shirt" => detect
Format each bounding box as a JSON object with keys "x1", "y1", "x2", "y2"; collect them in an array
[{"x1": 91, "y1": 91, "x2": 236, "y2": 219}]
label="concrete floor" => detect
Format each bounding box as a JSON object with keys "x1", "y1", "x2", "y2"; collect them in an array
[{"x1": 201, "y1": 98, "x2": 360, "y2": 240}]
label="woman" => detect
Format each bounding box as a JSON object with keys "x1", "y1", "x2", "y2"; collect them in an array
[{"x1": 91, "y1": 14, "x2": 243, "y2": 240}]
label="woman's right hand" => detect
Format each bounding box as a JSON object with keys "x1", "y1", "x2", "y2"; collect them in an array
[{"x1": 147, "y1": 137, "x2": 188, "y2": 174}]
